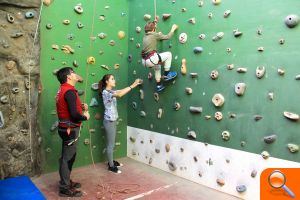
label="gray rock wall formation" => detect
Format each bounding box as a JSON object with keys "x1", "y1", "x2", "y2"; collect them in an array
[{"x1": 0, "y1": 0, "x2": 41, "y2": 179}]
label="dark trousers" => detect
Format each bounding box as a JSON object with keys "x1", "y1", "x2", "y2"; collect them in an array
[{"x1": 58, "y1": 127, "x2": 80, "y2": 190}]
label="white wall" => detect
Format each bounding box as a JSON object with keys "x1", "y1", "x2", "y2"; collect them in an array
[{"x1": 127, "y1": 126, "x2": 300, "y2": 200}]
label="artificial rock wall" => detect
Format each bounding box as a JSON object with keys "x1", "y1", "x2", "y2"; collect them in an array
[{"x1": 0, "y1": 0, "x2": 41, "y2": 179}]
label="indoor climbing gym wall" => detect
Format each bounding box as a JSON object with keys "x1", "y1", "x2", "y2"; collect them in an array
[
  {"x1": 0, "y1": 0, "x2": 42, "y2": 179},
  {"x1": 126, "y1": 0, "x2": 300, "y2": 199},
  {"x1": 39, "y1": 0, "x2": 129, "y2": 172}
]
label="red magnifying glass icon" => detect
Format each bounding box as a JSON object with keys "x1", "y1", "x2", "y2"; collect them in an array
[{"x1": 268, "y1": 170, "x2": 295, "y2": 198}]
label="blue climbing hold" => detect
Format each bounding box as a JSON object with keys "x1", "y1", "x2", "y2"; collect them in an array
[{"x1": 193, "y1": 47, "x2": 203, "y2": 54}]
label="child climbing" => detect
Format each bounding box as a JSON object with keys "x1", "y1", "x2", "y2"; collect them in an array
[
  {"x1": 99, "y1": 74, "x2": 142, "y2": 174},
  {"x1": 141, "y1": 16, "x2": 179, "y2": 92}
]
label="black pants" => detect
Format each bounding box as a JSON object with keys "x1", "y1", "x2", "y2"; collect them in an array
[{"x1": 58, "y1": 127, "x2": 80, "y2": 190}]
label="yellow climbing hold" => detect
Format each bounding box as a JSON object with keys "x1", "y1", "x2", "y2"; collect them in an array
[
  {"x1": 87, "y1": 56, "x2": 96, "y2": 64},
  {"x1": 118, "y1": 31, "x2": 126, "y2": 39}
]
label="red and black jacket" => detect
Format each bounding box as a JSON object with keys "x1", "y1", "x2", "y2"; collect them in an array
[{"x1": 56, "y1": 83, "x2": 86, "y2": 128}]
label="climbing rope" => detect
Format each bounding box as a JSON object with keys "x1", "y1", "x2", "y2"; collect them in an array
[
  {"x1": 154, "y1": 0, "x2": 157, "y2": 19},
  {"x1": 81, "y1": 0, "x2": 98, "y2": 168},
  {"x1": 26, "y1": 0, "x2": 44, "y2": 163}
]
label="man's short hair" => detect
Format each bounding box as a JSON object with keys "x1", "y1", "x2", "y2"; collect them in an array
[
  {"x1": 144, "y1": 21, "x2": 156, "y2": 33},
  {"x1": 56, "y1": 67, "x2": 74, "y2": 84}
]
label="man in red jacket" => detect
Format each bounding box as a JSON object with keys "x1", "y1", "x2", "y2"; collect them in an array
[{"x1": 55, "y1": 67, "x2": 90, "y2": 197}]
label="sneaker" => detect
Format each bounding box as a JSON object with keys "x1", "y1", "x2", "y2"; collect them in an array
[
  {"x1": 156, "y1": 84, "x2": 165, "y2": 92},
  {"x1": 70, "y1": 180, "x2": 81, "y2": 189},
  {"x1": 163, "y1": 71, "x2": 177, "y2": 81},
  {"x1": 107, "y1": 160, "x2": 123, "y2": 168},
  {"x1": 59, "y1": 187, "x2": 83, "y2": 197},
  {"x1": 108, "y1": 165, "x2": 122, "y2": 174}
]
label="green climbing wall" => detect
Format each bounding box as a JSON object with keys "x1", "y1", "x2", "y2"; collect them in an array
[
  {"x1": 127, "y1": 0, "x2": 300, "y2": 162},
  {"x1": 39, "y1": 0, "x2": 129, "y2": 172}
]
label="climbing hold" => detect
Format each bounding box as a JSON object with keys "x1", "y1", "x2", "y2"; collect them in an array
[
  {"x1": 193, "y1": 47, "x2": 203, "y2": 54},
  {"x1": 216, "y1": 178, "x2": 225, "y2": 186},
  {"x1": 295, "y1": 75, "x2": 300, "y2": 80},
  {"x1": 257, "y1": 47, "x2": 264, "y2": 52},
  {"x1": 284, "y1": 14, "x2": 299, "y2": 28},
  {"x1": 109, "y1": 40, "x2": 115, "y2": 46},
  {"x1": 187, "y1": 130, "x2": 197, "y2": 140},
  {"x1": 91, "y1": 83, "x2": 99, "y2": 90},
  {"x1": 224, "y1": 10, "x2": 231, "y2": 18},
  {"x1": 261, "y1": 151, "x2": 270, "y2": 159},
  {"x1": 287, "y1": 144, "x2": 299, "y2": 153},
  {"x1": 98, "y1": 32, "x2": 107, "y2": 39},
  {"x1": 61, "y1": 45, "x2": 75, "y2": 54},
  {"x1": 63, "y1": 19, "x2": 70, "y2": 25},
  {"x1": 114, "y1": 63, "x2": 120, "y2": 70},
  {"x1": 5, "y1": 60, "x2": 16, "y2": 70},
  {"x1": 283, "y1": 111, "x2": 299, "y2": 121},
  {"x1": 181, "y1": 58, "x2": 187, "y2": 74},
  {"x1": 188, "y1": 17, "x2": 196, "y2": 25},
  {"x1": 221, "y1": 131, "x2": 230, "y2": 141},
  {"x1": 212, "y1": 0, "x2": 221, "y2": 5},
  {"x1": 227, "y1": 64, "x2": 234, "y2": 70},
  {"x1": 229, "y1": 113, "x2": 236, "y2": 118},
  {"x1": 99, "y1": 15, "x2": 105, "y2": 21},
  {"x1": 74, "y1": 4, "x2": 83, "y2": 14},
  {"x1": 144, "y1": 14, "x2": 151, "y2": 21},
  {"x1": 0, "y1": 111, "x2": 4, "y2": 128},
  {"x1": 132, "y1": 102, "x2": 137, "y2": 110},
  {"x1": 233, "y1": 29, "x2": 243, "y2": 37},
  {"x1": 50, "y1": 121, "x2": 58, "y2": 132},
  {"x1": 130, "y1": 136, "x2": 136, "y2": 143},
  {"x1": 212, "y1": 32, "x2": 224, "y2": 41},
  {"x1": 236, "y1": 67, "x2": 247, "y2": 73},
  {"x1": 157, "y1": 108, "x2": 163, "y2": 119},
  {"x1": 135, "y1": 26, "x2": 141, "y2": 33},
  {"x1": 251, "y1": 170, "x2": 257, "y2": 178},
  {"x1": 89, "y1": 97, "x2": 99, "y2": 107},
  {"x1": 139, "y1": 89, "x2": 144, "y2": 100},
  {"x1": 101, "y1": 65, "x2": 110, "y2": 70},
  {"x1": 46, "y1": 23, "x2": 53, "y2": 29},
  {"x1": 190, "y1": 73, "x2": 198, "y2": 78},
  {"x1": 189, "y1": 106, "x2": 202, "y2": 113},
  {"x1": 165, "y1": 144, "x2": 170, "y2": 152},
  {"x1": 11, "y1": 32, "x2": 24, "y2": 38},
  {"x1": 12, "y1": 87, "x2": 19, "y2": 94},
  {"x1": 208, "y1": 12, "x2": 213, "y2": 19},
  {"x1": 72, "y1": 60, "x2": 79, "y2": 68},
  {"x1": 185, "y1": 87, "x2": 193, "y2": 95},
  {"x1": 181, "y1": 8, "x2": 187, "y2": 12},
  {"x1": 254, "y1": 115, "x2": 263, "y2": 121},
  {"x1": 198, "y1": 34, "x2": 206, "y2": 40},
  {"x1": 52, "y1": 44, "x2": 59, "y2": 50},
  {"x1": 140, "y1": 111, "x2": 146, "y2": 117},
  {"x1": 173, "y1": 102, "x2": 181, "y2": 110},
  {"x1": 212, "y1": 93, "x2": 225, "y2": 107},
  {"x1": 179, "y1": 33, "x2": 188, "y2": 44},
  {"x1": 24, "y1": 78, "x2": 31, "y2": 89},
  {"x1": 162, "y1": 14, "x2": 171, "y2": 20},
  {"x1": 87, "y1": 56, "x2": 95, "y2": 64},
  {"x1": 84, "y1": 139, "x2": 90, "y2": 145},
  {"x1": 236, "y1": 185, "x2": 247, "y2": 193},
  {"x1": 67, "y1": 34, "x2": 75, "y2": 40},
  {"x1": 118, "y1": 31, "x2": 125, "y2": 39},
  {"x1": 279, "y1": 38, "x2": 285, "y2": 45},
  {"x1": 241, "y1": 141, "x2": 246, "y2": 147},
  {"x1": 226, "y1": 48, "x2": 232, "y2": 53},
  {"x1": 0, "y1": 96, "x2": 9, "y2": 104},
  {"x1": 205, "y1": 115, "x2": 211, "y2": 120},
  {"x1": 45, "y1": 147, "x2": 52, "y2": 153},
  {"x1": 153, "y1": 92, "x2": 159, "y2": 102},
  {"x1": 268, "y1": 92, "x2": 274, "y2": 100},
  {"x1": 256, "y1": 66, "x2": 266, "y2": 79},
  {"x1": 257, "y1": 28, "x2": 263, "y2": 35},
  {"x1": 168, "y1": 161, "x2": 177, "y2": 171},
  {"x1": 104, "y1": 6, "x2": 110, "y2": 9},
  {"x1": 263, "y1": 134, "x2": 277, "y2": 144},
  {"x1": 235, "y1": 83, "x2": 246, "y2": 96},
  {"x1": 198, "y1": 0, "x2": 204, "y2": 7},
  {"x1": 25, "y1": 11, "x2": 35, "y2": 19},
  {"x1": 194, "y1": 156, "x2": 198, "y2": 162},
  {"x1": 7, "y1": 13, "x2": 14, "y2": 23},
  {"x1": 210, "y1": 70, "x2": 219, "y2": 80},
  {"x1": 215, "y1": 112, "x2": 223, "y2": 121},
  {"x1": 94, "y1": 113, "x2": 101, "y2": 120},
  {"x1": 278, "y1": 68, "x2": 285, "y2": 76},
  {"x1": 77, "y1": 21, "x2": 84, "y2": 28},
  {"x1": 136, "y1": 43, "x2": 141, "y2": 48}
]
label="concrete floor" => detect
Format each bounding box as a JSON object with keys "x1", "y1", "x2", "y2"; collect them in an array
[{"x1": 33, "y1": 157, "x2": 241, "y2": 200}]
